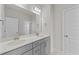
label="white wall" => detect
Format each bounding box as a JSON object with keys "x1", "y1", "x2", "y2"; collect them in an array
[
  {"x1": 52, "y1": 5, "x2": 63, "y2": 54},
  {"x1": 0, "y1": 5, "x2": 5, "y2": 39},
  {"x1": 0, "y1": 5, "x2": 5, "y2": 19},
  {"x1": 41, "y1": 5, "x2": 54, "y2": 54},
  {"x1": 41, "y1": 5, "x2": 51, "y2": 34}
]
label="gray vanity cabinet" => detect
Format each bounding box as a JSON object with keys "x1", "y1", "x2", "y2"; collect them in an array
[
  {"x1": 32, "y1": 39, "x2": 41, "y2": 55},
  {"x1": 22, "y1": 50, "x2": 32, "y2": 55},
  {"x1": 40, "y1": 39, "x2": 47, "y2": 55},
  {"x1": 32, "y1": 40, "x2": 40, "y2": 48},
  {"x1": 32, "y1": 46, "x2": 40, "y2": 55},
  {"x1": 40, "y1": 37, "x2": 50, "y2": 55},
  {"x1": 2, "y1": 36, "x2": 50, "y2": 55},
  {"x1": 32, "y1": 36, "x2": 50, "y2": 55}
]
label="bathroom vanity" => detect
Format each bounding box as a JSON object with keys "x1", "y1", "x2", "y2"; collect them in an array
[
  {"x1": 0, "y1": 4, "x2": 50, "y2": 55},
  {"x1": 0, "y1": 34, "x2": 50, "y2": 55}
]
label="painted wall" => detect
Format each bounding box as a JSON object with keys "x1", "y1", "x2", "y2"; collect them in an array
[
  {"x1": 0, "y1": 5, "x2": 5, "y2": 19},
  {"x1": 52, "y1": 5, "x2": 63, "y2": 54},
  {"x1": 41, "y1": 5, "x2": 54, "y2": 54}
]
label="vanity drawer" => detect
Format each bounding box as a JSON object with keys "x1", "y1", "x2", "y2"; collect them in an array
[
  {"x1": 40, "y1": 37, "x2": 50, "y2": 55},
  {"x1": 32, "y1": 46, "x2": 40, "y2": 55},
  {"x1": 22, "y1": 50, "x2": 32, "y2": 55},
  {"x1": 2, "y1": 43, "x2": 32, "y2": 55},
  {"x1": 32, "y1": 40, "x2": 40, "y2": 48}
]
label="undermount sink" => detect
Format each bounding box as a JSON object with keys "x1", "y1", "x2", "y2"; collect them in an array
[{"x1": 7, "y1": 39, "x2": 26, "y2": 46}]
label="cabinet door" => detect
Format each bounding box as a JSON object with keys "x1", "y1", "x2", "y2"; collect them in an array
[
  {"x1": 32, "y1": 46, "x2": 40, "y2": 55},
  {"x1": 22, "y1": 50, "x2": 32, "y2": 55},
  {"x1": 40, "y1": 37, "x2": 50, "y2": 55},
  {"x1": 46, "y1": 37, "x2": 50, "y2": 54},
  {"x1": 40, "y1": 39, "x2": 47, "y2": 55},
  {"x1": 32, "y1": 40, "x2": 40, "y2": 48}
]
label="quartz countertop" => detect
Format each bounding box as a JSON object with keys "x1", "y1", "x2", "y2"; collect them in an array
[{"x1": 0, "y1": 33, "x2": 49, "y2": 54}]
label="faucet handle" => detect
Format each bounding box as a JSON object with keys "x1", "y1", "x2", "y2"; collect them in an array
[{"x1": 36, "y1": 32, "x2": 39, "y2": 36}]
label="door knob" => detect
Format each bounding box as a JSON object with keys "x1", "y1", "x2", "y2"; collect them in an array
[{"x1": 64, "y1": 35, "x2": 68, "y2": 38}]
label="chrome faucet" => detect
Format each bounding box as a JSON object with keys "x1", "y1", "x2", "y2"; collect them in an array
[
  {"x1": 14, "y1": 36, "x2": 19, "y2": 40},
  {"x1": 14, "y1": 32, "x2": 19, "y2": 40},
  {"x1": 35, "y1": 32, "x2": 39, "y2": 36}
]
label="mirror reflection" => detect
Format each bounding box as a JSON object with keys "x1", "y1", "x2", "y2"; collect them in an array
[{"x1": 0, "y1": 4, "x2": 42, "y2": 40}]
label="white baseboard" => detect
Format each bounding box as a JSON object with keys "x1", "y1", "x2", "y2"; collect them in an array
[{"x1": 50, "y1": 48, "x2": 64, "y2": 55}]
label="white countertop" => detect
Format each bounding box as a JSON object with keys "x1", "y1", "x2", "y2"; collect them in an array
[{"x1": 0, "y1": 33, "x2": 49, "y2": 54}]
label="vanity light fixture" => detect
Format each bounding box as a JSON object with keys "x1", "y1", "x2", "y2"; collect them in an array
[{"x1": 32, "y1": 7, "x2": 41, "y2": 15}]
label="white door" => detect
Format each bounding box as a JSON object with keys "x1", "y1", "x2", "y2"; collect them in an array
[
  {"x1": 64, "y1": 6, "x2": 79, "y2": 54},
  {"x1": 5, "y1": 17, "x2": 18, "y2": 38}
]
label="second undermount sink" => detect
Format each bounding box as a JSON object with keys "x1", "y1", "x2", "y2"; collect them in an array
[{"x1": 7, "y1": 39, "x2": 26, "y2": 46}]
